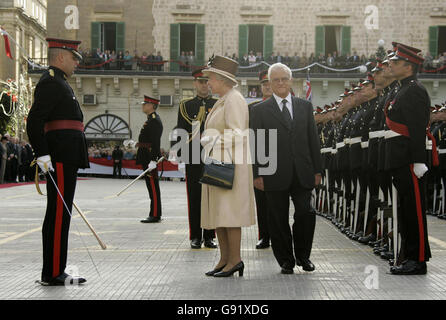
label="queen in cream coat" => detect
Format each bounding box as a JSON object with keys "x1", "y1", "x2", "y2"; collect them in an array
[
  {"x1": 200, "y1": 87, "x2": 256, "y2": 229},
  {"x1": 200, "y1": 60, "x2": 256, "y2": 277}
]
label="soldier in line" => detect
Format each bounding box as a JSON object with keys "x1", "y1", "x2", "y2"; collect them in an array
[
  {"x1": 173, "y1": 68, "x2": 218, "y2": 249},
  {"x1": 249, "y1": 70, "x2": 273, "y2": 249},
  {"x1": 27, "y1": 38, "x2": 89, "y2": 286},
  {"x1": 385, "y1": 43, "x2": 432, "y2": 274},
  {"x1": 137, "y1": 96, "x2": 163, "y2": 224}
]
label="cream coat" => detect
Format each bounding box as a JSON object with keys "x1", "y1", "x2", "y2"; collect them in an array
[{"x1": 200, "y1": 88, "x2": 256, "y2": 229}]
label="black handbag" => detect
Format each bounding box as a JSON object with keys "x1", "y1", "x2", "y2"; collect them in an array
[{"x1": 199, "y1": 137, "x2": 235, "y2": 190}]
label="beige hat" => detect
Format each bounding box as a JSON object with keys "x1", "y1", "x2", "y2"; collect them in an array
[{"x1": 202, "y1": 55, "x2": 239, "y2": 85}]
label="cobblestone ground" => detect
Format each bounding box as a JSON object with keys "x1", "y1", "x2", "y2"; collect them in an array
[{"x1": 0, "y1": 178, "x2": 445, "y2": 300}]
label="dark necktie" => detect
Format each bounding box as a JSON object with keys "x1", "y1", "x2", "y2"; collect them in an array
[{"x1": 282, "y1": 99, "x2": 292, "y2": 127}]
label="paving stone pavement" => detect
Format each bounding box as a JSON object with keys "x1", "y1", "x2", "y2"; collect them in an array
[{"x1": 0, "y1": 178, "x2": 446, "y2": 300}]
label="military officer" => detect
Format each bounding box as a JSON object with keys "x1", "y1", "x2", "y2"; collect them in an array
[
  {"x1": 27, "y1": 38, "x2": 88, "y2": 286},
  {"x1": 386, "y1": 43, "x2": 432, "y2": 274},
  {"x1": 174, "y1": 68, "x2": 218, "y2": 249},
  {"x1": 249, "y1": 70, "x2": 273, "y2": 249},
  {"x1": 137, "y1": 96, "x2": 163, "y2": 223}
]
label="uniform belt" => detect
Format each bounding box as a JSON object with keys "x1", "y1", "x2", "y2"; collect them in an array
[
  {"x1": 137, "y1": 142, "x2": 152, "y2": 149},
  {"x1": 361, "y1": 141, "x2": 369, "y2": 149},
  {"x1": 336, "y1": 142, "x2": 345, "y2": 149},
  {"x1": 349, "y1": 137, "x2": 362, "y2": 145},
  {"x1": 384, "y1": 130, "x2": 403, "y2": 139},
  {"x1": 331, "y1": 149, "x2": 338, "y2": 154},
  {"x1": 320, "y1": 148, "x2": 332, "y2": 154},
  {"x1": 343, "y1": 138, "x2": 351, "y2": 144},
  {"x1": 438, "y1": 149, "x2": 446, "y2": 154},
  {"x1": 369, "y1": 130, "x2": 385, "y2": 139},
  {"x1": 44, "y1": 120, "x2": 84, "y2": 133}
]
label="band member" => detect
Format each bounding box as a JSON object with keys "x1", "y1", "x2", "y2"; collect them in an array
[
  {"x1": 387, "y1": 44, "x2": 432, "y2": 274},
  {"x1": 137, "y1": 96, "x2": 163, "y2": 223},
  {"x1": 27, "y1": 38, "x2": 88, "y2": 286},
  {"x1": 249, "y1": 70, "x2": 273, "y2": 249},
  {"x1": 173, "y1": 69, "x2": 218, "y2": 249}
]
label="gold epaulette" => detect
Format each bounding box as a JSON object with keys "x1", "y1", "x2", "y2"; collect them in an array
[{"x1": 49, "y1": 69, "x2": 55, "y2": 77}]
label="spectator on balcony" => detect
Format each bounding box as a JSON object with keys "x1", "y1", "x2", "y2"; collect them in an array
[
  {"x1": 248, "y1": 51, "x2": 257, "y2": 65},
  {"x1": 291, "y1": 53, "x2": 300, "y2": 69},
  {"x1": 124, "y1": 51, "x2": 133, "y2": 70},
  {"x1": 423, "y1": 52, "x2": 434, "y2": 71},
  {"x1": 276, "y1": 52, "x2": 283, "y2": 63},
  {"x1": 117, "y1": 51, "x2": 124, "y2": 70},
  {"x1": 268, "y1": 52, "x2": 276, "y2": 64},
  {"x1": 133, "y1": 50, "x2": 140, "y2": 70},
  {"x1": 327, "y1": 53, "x2": 334, "y2": 67},
  {"x1": 308, "y1": 53, "x2": 315, "y2": 64},
  {"x1": 350, "y1": 51, "x2": 360, "y2": 64},
  {"x1": 155, "y1": 51, "x2": 163, "y2": 71},
  {"x1": 104, "y1": 50, "x2": 111, "y2": 70},
  {"x1": 256, "y1": 52, "x2": 264, "y2": 63},
  {"x1": 179, "y1": 51, "x2": 187, "y2": 72},
  {"x1": 188, "y1": 51, "x2": 195, "y2": 69},
  {"x1": 241, "y1": 53, "x2": 249, "y2": 66},
  {"x1": 231, "y1": 53, "x2": 238, "y2": 61}
]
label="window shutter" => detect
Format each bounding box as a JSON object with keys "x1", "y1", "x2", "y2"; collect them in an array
[
  {"x1": 263, "y1": 25, "x2": 273, "y2": 59},
  {"x1": 195, "y1": 24, "x2": 205, "y2": 67},
  {"x1": 239, "y1": 25, "x2": 248, "y2": 60},
  {"x1": 116, "y1": 22, "x2": 125, "y2": 54},
  {"x1": 341, "y1": 26, "x2": 351, "y2": 56},
  {"x1": 91, "y1": 22, "x2": 101, "y2": 52},
  {"x1": 315, "y1": 26, "x2": 325, "y2": 57},
  {"x1": 429, "y1": 26, "x2": 439, "y2": 57},
  {"x1": 170, "y1": 24, "x2": 180, "y2": 72}
]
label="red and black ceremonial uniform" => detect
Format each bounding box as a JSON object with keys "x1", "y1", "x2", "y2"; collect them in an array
[
  {"x1": 136, "y1": 111, "x2": 163, "y2": 219},
  {"x1": 384, "y1": 74, "x2": 432, "y2": 263},
  {"x1": 176, "y1": 94, "x2": 217, "y2": 241},
  {"x1": 249, "y1": 99, "x2": 270, "y2": 244},
  {"x1": 26, "y1": 66, "x2": 89, "y2": 282}
]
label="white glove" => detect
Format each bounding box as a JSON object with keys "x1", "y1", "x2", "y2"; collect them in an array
[
  {"x1": 413, "y1": 163, "x2": 428, "y2": 179},
  {"x1": 168, "y1": 150, "x2": 178, "y2": 164},
  {"x1": 148, "y1": 161, "x2": 157, "y2": 171},
  {"x1": 200, "y1": 136, "x2": 213, "y2": 146},
  {"x1": 178, "y1": 162, "x2": 186, "y2": 175},
  {"x1": 37, "y1": 155, "x2": 54, "y2": 174}
]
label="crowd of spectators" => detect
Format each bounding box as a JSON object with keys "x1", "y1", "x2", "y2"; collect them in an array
[
  {"x1": 0, "y1": 133, "x2": 34, "y2": 184},
  {"x1": 88, "y1": 144, "x2": 137, "y2": 161},
  {"x1": 77, "y1": 48, "x2": 165, "y2": 71}
]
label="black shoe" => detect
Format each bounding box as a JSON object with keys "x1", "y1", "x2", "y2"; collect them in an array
[
  {"x1": 190, "y1": 238, "x2": 202, "y2": 249},
  {"x1": 390, "y1": 260, "x2": 427, "y2": 275},
  {"x1": 296, "y1": 258, "x2": 315, "y2": 272},
  {"x1": 214, "y1": 261, "x2": 244, "y2": 277},
  {"x1": 40, "y1": 273, "x2": 86, "y2": 286},
  {"x1": 204, "y1": 239, "x2": 217, "y2": 249},
  {"x1": 140, "y1": 217, "x2": 161, "y2": 223},
  {"x1": 205, "y1": 265, "x2": 226, "y2": 276},
  {"x1": 256, "y1": 238, "x2": 270, "y2": 249},
  {"x1": 359, "y1": 234, "x2": 375, "y2": 244},
  {"x1": 281, "y1": 267, "x2": 294, "y2": 274},
  {"x1": 380, "y1": 251, "x2": 394, "y2": 260}
]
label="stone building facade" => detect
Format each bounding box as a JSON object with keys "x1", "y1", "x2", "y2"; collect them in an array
[
  {"x1": 25, "y1": 0, "x2": 446, "y2": 151},
  {"x1": 0, "y1": 0, "x2": 47, "y2": 83}
]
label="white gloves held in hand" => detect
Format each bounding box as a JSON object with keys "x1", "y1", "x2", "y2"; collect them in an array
[
  {"x1": 37, "y1": 155, "x2": 54, "y2": 174},
  {"x1": 413, "y1": 163, "x2": 428, "y2": 179},
  {"x1": 178, "y1": 162, "x2": 186, "y2": 175},
  {"x1": 148, "y1": 161, "x2": 157, "y2": 171}
]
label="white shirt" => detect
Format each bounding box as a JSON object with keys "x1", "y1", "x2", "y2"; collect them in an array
[{"x1": 273, "y1": 93, "x2": 293, "y2": 120}]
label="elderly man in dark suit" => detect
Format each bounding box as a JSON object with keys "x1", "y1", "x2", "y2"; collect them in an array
[{"x1": 251, "y1": 63, "x2": 322, "y2": 275}]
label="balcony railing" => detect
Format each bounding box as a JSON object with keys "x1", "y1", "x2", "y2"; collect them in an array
[{"x1": 27, "y1": 57, "x2": 446, "y2": 79}]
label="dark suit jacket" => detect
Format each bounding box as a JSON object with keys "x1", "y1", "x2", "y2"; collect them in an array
[{"x1": 250, "y1": 96, "x2": 322, "y2": 191}]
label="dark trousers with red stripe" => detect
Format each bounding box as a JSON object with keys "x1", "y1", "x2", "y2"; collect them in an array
[
  {"x1": 186, "y1": 164, "x2": 214, "y2": 241},
  {"x1": 143, "y1": 167, "x2": 162, "y2": 218},
  {"x1": 254, "y1": 188, "x2": 270, "y2": 241},
  {"x1": 391, "y1": 165, "x2": 432, "y2": 262},
  {"x1": 42, "y1": 162, "x2": 78, "y2": 280}
]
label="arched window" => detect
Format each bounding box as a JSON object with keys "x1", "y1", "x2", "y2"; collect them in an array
[{"x1": 84, "y1": 114, "x2": 131, "y2": 140}]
